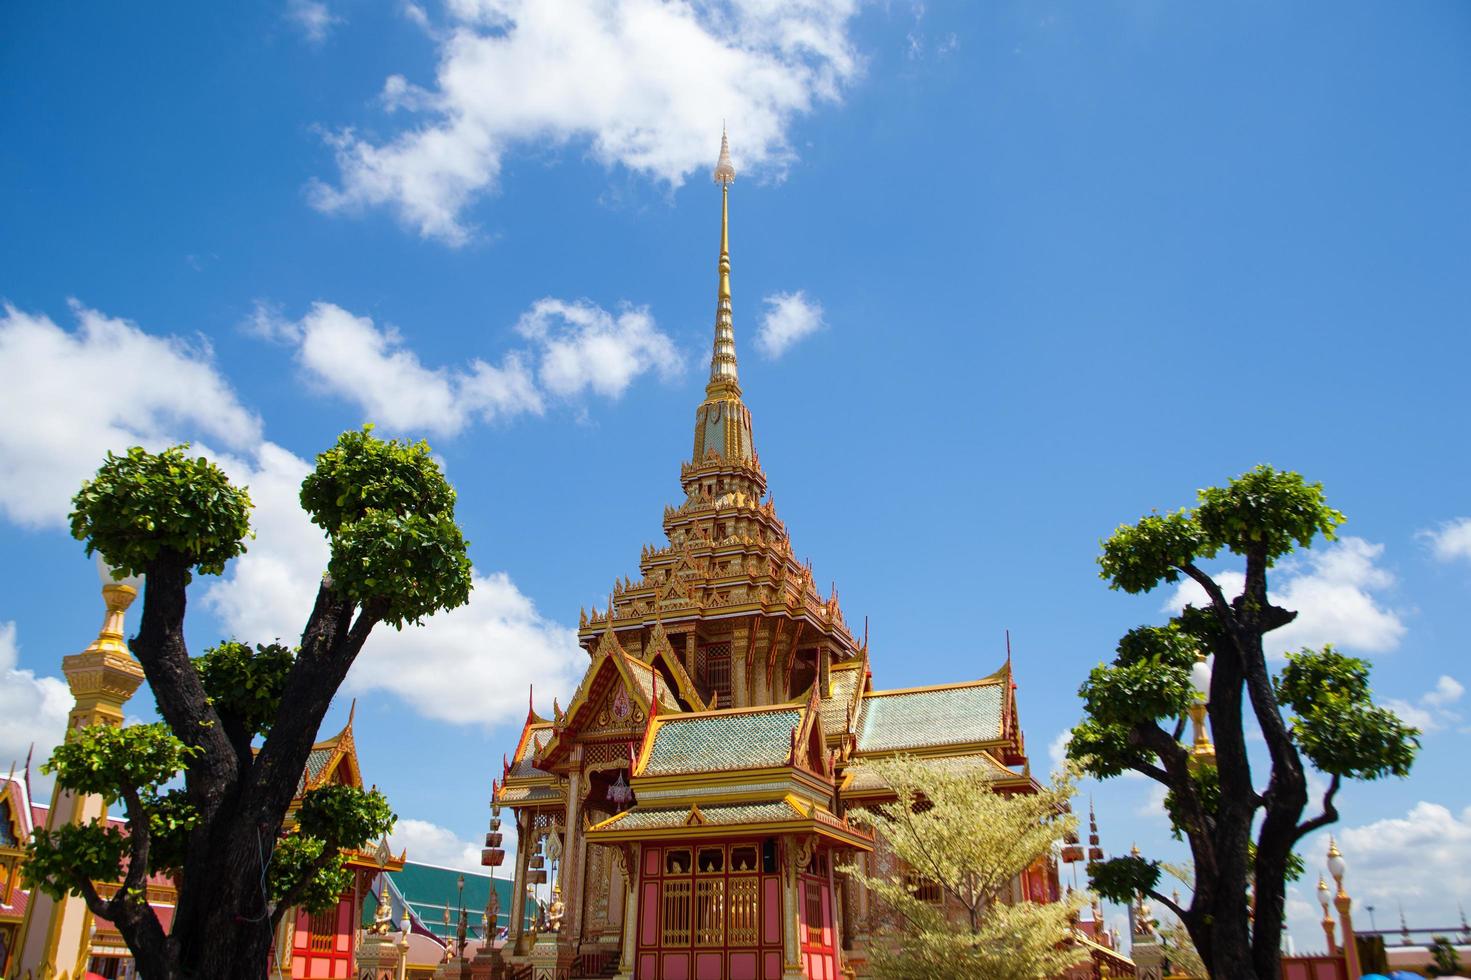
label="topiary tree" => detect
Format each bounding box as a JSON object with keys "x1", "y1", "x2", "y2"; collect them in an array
[
  {"x1": 23, "y1": 427, "x2": 472, "y2": 980},
  {"x1": 842, "y1": 757, "x2": 1088, "y2": 980},
  {"x1": 1067, "y1": 465, "x2": 1418, "y2": 980},
  {"x1": 1427, "y1": 935, "x2": 1463, "y2": 977}
]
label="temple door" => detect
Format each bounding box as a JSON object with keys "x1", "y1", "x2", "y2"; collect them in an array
[
  {"x1": 797, "y1": 872, "x2": 836, "y2": 980},
  {"x1": 291, "y1": 894, "x2": 354, "y2": 979}
]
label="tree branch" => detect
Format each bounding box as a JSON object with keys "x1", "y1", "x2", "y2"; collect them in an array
[
  {"x1": 1179, "y1": 562, "x2": 1232, "y2": 622},
  {"x1": 1292, "y1": 773, "x2": 1342, "y2": 843}
]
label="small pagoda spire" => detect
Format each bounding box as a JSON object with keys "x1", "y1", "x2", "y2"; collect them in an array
[{"x1": 707, "y1": 125, "x2": 740, "y2": 399}]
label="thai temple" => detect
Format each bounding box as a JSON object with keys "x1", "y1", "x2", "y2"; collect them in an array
[
  {"x1": 489, "y1": 131, "x2": 1078, "y2": 980},
  {"x1": 0, "y1": 131, "x2": 1138, "y2": 980}
]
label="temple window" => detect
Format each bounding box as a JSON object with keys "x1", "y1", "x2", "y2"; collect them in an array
[
  {"x1": 0, "y1": 801, "x2": 14, "y2": 846},
  {"x1": 728, "y1": 875, "x2": 760, "y2": 945},
  {"x1": 308, "y1": 908, "x2": 336, "y2": 951},
  {"x1": 662, "y1": 879, "x2": 692, "y2": 945},
  {"x1": 695, "y1": 878, "x2": 725, "y2": 946},
  {"x1": 697, "y1": 847, "x2": 724, "y2": 873},
  {"x1": 906, "y1": 874, "x2": 943, "y2": 905},
  {"x1": 664, "y1": 849, "x2": 691, "y2": 875},
  {"x1": 805, "y1": 881, "x2": 825, "y2": 943},
  {"x1": 729, "y1": 845, "x2": 758, "y2": 873},
  {"x1": 701, "y1": 642, "x2": 732, "y2": 704}
]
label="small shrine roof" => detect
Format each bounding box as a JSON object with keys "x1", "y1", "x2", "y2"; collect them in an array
[
  {"x1": 508, "y1": 726, "x2": 554, "y2": 779},
  {"x1": 642, "y1": 705, "x2": 803, "y2": 776},
  {"x1": 843, "y1": 751, "x2": 1015, "y2": 795},
  {"x1": 854, "y1": 679, "x2": 1005, "y2": 753},
  {"x1": 596, "y1": 799, "x2": 804, "y2": 832},
  {"x1": 818, "y1": 662, "x2": 865, "y2": 737},
  {"x1": 496, "y1": 782, "x2": 563, "y2": 805}
]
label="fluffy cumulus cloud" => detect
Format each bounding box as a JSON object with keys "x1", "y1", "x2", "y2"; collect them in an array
[
  {"x1": 0, "y1": 301, "x2": 262, "y2": 527},
  {"x1": 756, "y1": 290, "x2": 825, "y2": 358},
  {"x1": 514, "y1": 298, "x2": 682, "y2": 398},
  {"x1": 289, "y1": 301, "x2": 542, "y2": 437},
  {"x1": 256, "y1": 298, "x2": 680, "y2": 436},
  {"x1": 1164, "y1": 537, "x2": 1405, "y2": 658},
  {"x1": 1280, "y1": 801, "x2": 1471, "y2": 944},
  {"x1": 343, "y1": 571, "x2": 585, "y2": 726},
  {"x1": 389, "y1": 818, "x2": 487, "y2": 873},
  {"x1": 1419, "y1": 517, "x2": 1471, "y2": 564},
  {"x1": 309, "y1": 0, "x2": 862, "y2": 243},
  {"x1": 0, "y1": 622, "x2": 73, "y2": 797}
]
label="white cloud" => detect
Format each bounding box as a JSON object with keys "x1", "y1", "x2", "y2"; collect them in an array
[
  {"x1": 1420, "y1": 517, "x2": 1471, "y2": 564},
  {"x1": 515, "y1": 298, "x2": 682, "y2": 398},
  {"x1": 292, "y1": 301, "x2": 543, "y2": 436},
  {"x1": 286, "y1": 0, "x2": 339, "y2": 44},
  {"x1": 1424, "y1": 675, "x2": 1464, "y2": 708},
  {"x1": 309, "y1": 0, "x2": 862, "y2": 243},
  {"x1": 345, "y1": 571, "x2": 584, "y2": 727},
  {"x1": 264, "y1": 299, "x2": 680, "y2": 436},
  {"x1": 1385, "y1": 674, "x2": 1463, "y2": 733},
  {"x1": 1049, "y1": 729, "x2": 1070, "y2": 770},
  {"x1": 1135, "y1": 782, "x2": 1169, "y2": 821},
  {"x1": 755, "y1": 290, "x2": 825, "y2": 358},
  {"x1": 0, "y1": 301, "x2": 262, "y2": 528},
  {"x1": 1164, "y1": 537, "x2": 1405, "y2": 658},
  {"x1": 390, "y1": 817, "x2": 486, "y2": 873},
  {"x1": 0, "y1": 622, "x2": 73, "y2": 798},
  {"x1": 1297, "y1": 802, "x2": 1471, "y2": 934}
]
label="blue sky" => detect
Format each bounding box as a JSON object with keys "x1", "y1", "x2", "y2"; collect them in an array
[{"x1": 3, "y1": 0, "x2": 1469, "y2": 949}]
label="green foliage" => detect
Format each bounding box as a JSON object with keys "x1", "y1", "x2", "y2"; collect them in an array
[
  {"x1": 1276, "y1": 646, "x2": 1419, "y2": 779},
  {"x1": 1162, "y1": 765, "x2": 1219, "y2": 842},
  {"x1": 1087, "y1": 855, "x2": 1162, "y2": 905},
  {"x1": 1099, "y1": 510, "x2": 1205, "y2": 594},
  {"x1": 142, "y1": 789, "x2": 198, "y2": 874},
  {"x1": 300, "y1": 426, "x2": 472, "y2": 627},
  {"x1": 267, "y1": 785, "x2": 396, "y2": 913},
  {"x1": 299, "y1": 425, "x2": 456, "y2": 534},
  {"x1": 296, "y1": 784, "x2": 396, "y2": 850},
  {"x1": 1079, "y1": 658, "x2": 1191, "y2": 730},
  {"x1": 23, "y1": 822, "x2": 129, "y2": 900},
  {"x1": 41, "y1": 723, "x2": 194, "y2": 805},
  {"x1": 269, "y1": 834, "x2": 352, "y2": 914},
  {"x1": 70, "y1": 445, "x2": 253, "y2": 579},
  {"x1": 1427, "y1": 935, "x2": 1463, "y2": 977},
  {"x1": 843, "y1": 758, "x2": 1087, "y2": 980},
  {"x1": 1194, "y1": 466, "x2": 1343, "y2": 565},
  {"x1": 1066, "y1": 718, "x2": 1150, "y2": 778},
  {"x1": 196, "y1": 640, "x2": 296, "y2": 738}
]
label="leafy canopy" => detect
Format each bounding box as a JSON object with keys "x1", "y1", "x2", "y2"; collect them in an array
[
  {"x1": 301, "y1": 426, "x2": 472, "y2": 627},
  {"x1": 1098, "y1": 465, "x2": 1343, "y2": 595},
  {"x1": 196, "y1": 640, "x2": 296, "y2": 738},
  {"x1": 70, "y1": 445, "x2": 254, "y2": 579}
]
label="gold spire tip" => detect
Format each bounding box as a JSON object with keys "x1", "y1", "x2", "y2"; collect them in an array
[{"x1": 713, "y1": 126, "x2": 736, "y2": 186}]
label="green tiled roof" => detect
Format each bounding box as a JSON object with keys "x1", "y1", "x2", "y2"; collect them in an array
[
  {"x1": 642, "y1": 708, "x2": 802, "y2": 776},
  {"x1": 296, "y1": 745, "x2": 335, "y2": 795},
  {"x1": 845, "y1": 751, "x2": 1014, "y2": 793},
  {"x1": 854, "y1": 683, "x2": 1004, "y2": 753},
  {"x1": 600, "y1": 800, "x2": 804, "y2": 831},
  {"x1": 364, "y1": 861, "x2": 525, "y2": 939},
  {"x1": 509, "y1": 729, "x2": 553, "y2": 778}
]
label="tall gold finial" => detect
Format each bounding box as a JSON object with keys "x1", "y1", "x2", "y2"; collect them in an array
[{"x1": 707, "y1": 126, "x2": 740, "y2": 398}]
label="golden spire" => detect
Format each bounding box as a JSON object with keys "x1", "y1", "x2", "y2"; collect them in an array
[{"x1": 707, "y1": 125, "x2": 740, "y2": 399}]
